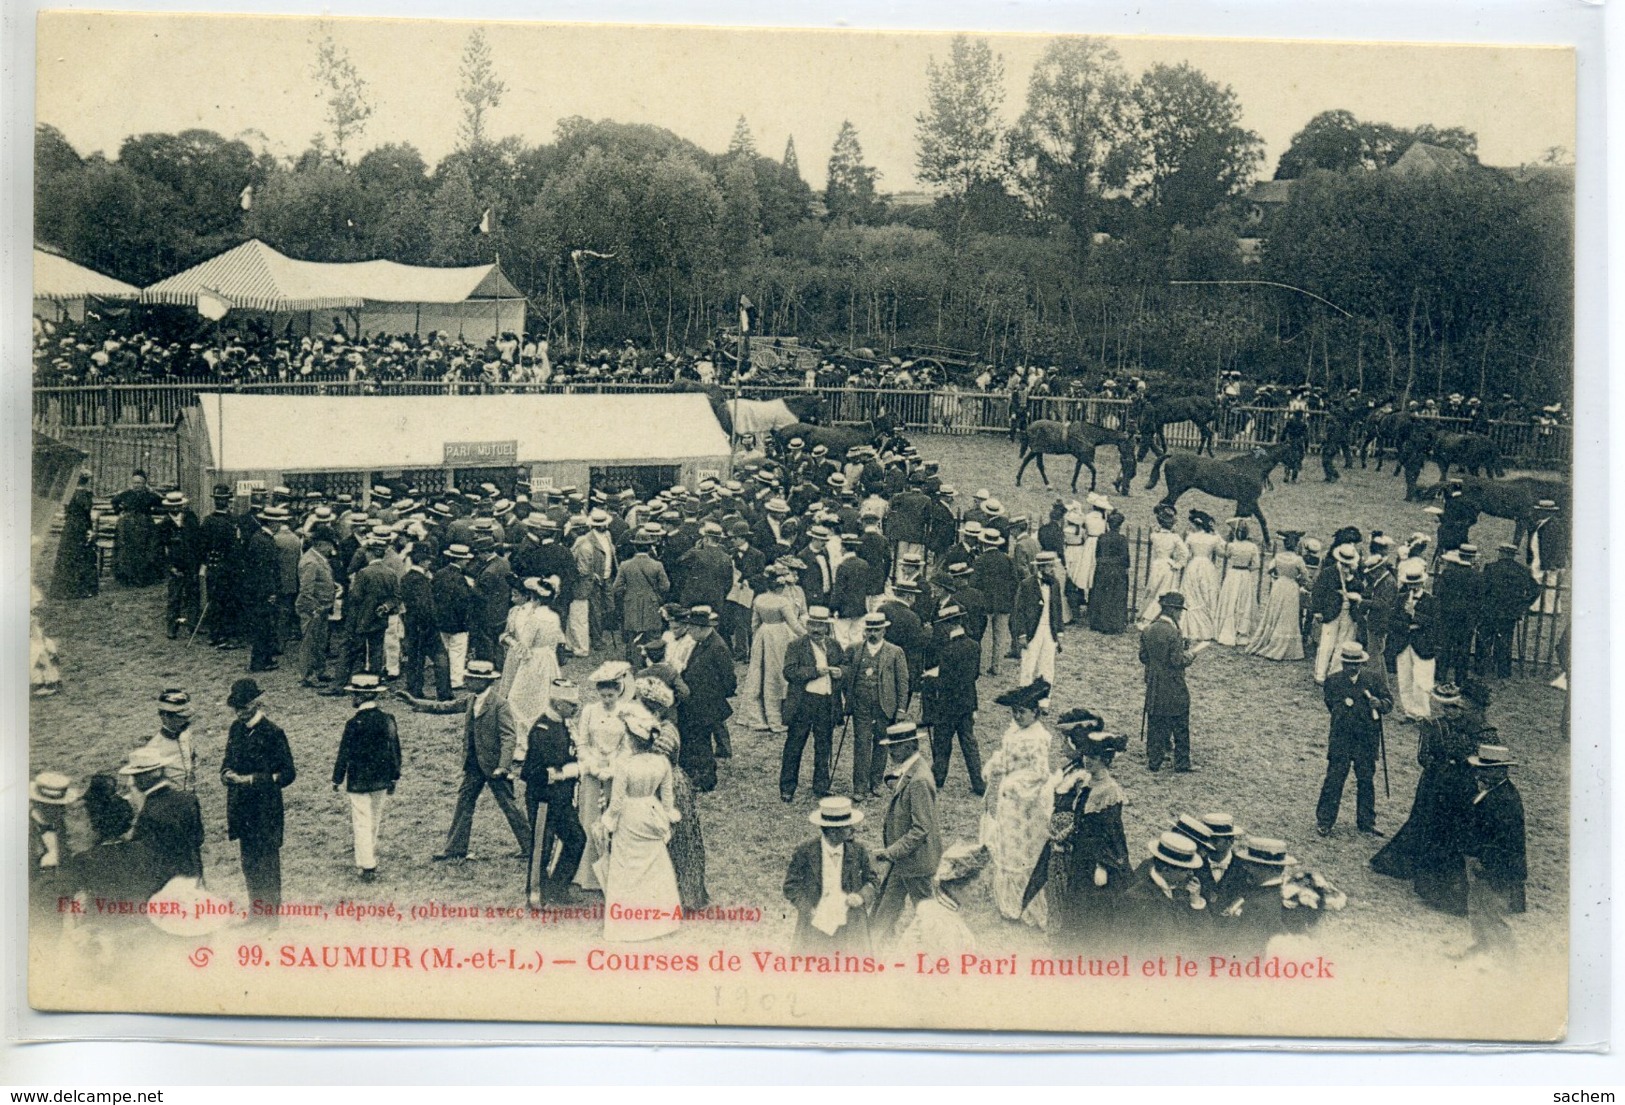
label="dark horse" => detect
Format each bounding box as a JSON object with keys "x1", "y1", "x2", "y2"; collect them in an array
[
  {"x1": 1148, "y1": 441, "x2": 1295, "y2": 546},
  {"x1": 1428, "y1": 430, "x2": 1505, "y2": 481},
  {"x1": 1015, "y1": 419, "x2": 1135, "y2": 494},
  {"x1": 771, "y1": 420, "x2": 886, "y2": 455},
  {"x1": 1130, "y1": 394, "x2": 1221, "y2": 476}
]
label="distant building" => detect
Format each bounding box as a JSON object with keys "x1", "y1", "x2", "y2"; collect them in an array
[{"x1": 1386, "y1": 141, "x2": 1475, "y2": 177}]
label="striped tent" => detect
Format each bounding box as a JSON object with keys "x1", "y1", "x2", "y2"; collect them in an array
[
  {"x1": 140, "y1": 239, "x2": 525, "y2": 341},
  {"x1": 33, "y1": 248, "x2": 139, "y2": 322}
]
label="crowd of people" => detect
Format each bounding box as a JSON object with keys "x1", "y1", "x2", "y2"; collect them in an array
[
  {"x1": 34, "y1": 405, "x2": 1553, "y2": 967},
  {"x1": 33, "y1": 314, "x2": 1571, "y2": 439}
]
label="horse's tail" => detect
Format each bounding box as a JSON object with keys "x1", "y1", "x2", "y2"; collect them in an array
[{"x1": 1147, "y1": 452, "x2": 1169, "y2": 491}]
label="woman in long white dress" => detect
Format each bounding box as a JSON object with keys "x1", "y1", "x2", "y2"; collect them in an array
[
  {"x1": 1136, "y1": 506, "x2": 1189, "y2": 629},
  {"x1": 496, "y1": 577, "x2": 564, "y2": 737},
  {"x1": 738, "y1": 573, "x2": 808, "y2": 734},
  {"x1": 599, "y1": 707, "x2": 682, "y2": 942},
  {"x1": 1214, "y1": 521, "x2": 1262, "y2": 648},
  {"x1": 979, "y1": 678, "x2": 1057, "y2": 930},
  {"x1": 1180, "y1": 510, "x2": 1222, "y2": 643},
  {"x1": 573, "y1": 661, "x2": 633, "y2": 891},
  {"x1": 1247, "y1": 531, "x2": 1309, "y2": 661}
]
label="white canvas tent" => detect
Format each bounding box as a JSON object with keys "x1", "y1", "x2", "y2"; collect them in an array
[
  {"x1": 177, "y1": 392, "x2": 731, "y2": 508},
  {"x1": 141, "y1": 239, "x2": 526, "y2": 342},
  {"x1": 33, "y1": 248, "x2": 139, "y2": 322}
]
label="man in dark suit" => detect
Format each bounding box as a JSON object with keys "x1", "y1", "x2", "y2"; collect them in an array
[
  {"x1": 240, "y1": 507, "x2": 282, "y2": 672},
  {"x1": 156, "y1": 491, "x2": 203, "y2": 639},
  {"x1": 877, "y1": 583, "x2": 929, "y2": 696},
  {"x1": 871, "y1": 723, "x2": 943, "y2": 940},
  {"x1": 798, "y1": 526, "x2": 836, "y2": 609},
  {"x1": 1139, "y1": 591, "x2": 1196, "y2": 773},
  {"x1": 199, "y1": 486, "x2": 241, "y2": 647},
  {"x1": 1433, "y1": 547, "x2": 1483, "y2": 686},
  {"x1": 677, "y1": 606, "x2": 736, "y2": 791},
  {"x1": 296, "y1": 530, "x2": 338, "y2": 688},
  {"x1": 432, "y1": 544, "x2": 477, "y2": 691},
  {"x1": 1479, "y1": 543, "x2": 1540, "y2": 678},
  {"x1": 1315, "y1": 642, "x2": 1392, "y2": 837},
  {"x1": 848, "y1": 612, "x2": 911, "y2": 799},
  {"x1": 924, "y1": 604, "x2": 984, "y2": 795},
  {"x1": 121, "y1": 746, "x2": 204, "y2": 884},
  {"x1": 1012, "y1": 551, "x2": 1066, "y2": 687},
  {"x1": 884, "y1": 480, "x2": 931, "y2": 566},
  {"x1": 938, "y1": 562, "x2": 988, "y2": 642},
  {"x1": 679, "y1": 524, "x2": 733, "y2": 612},
  {"x1": 973, "y1": 530, "x2": 1018, "y2": 675},
  {"x1": 220, "y1": 678, "x2": 296, "y2": 924},
  {"x1": 780, "y1": 607, "x2": 847, "y2": 802},
  {"x1": 1119, "y1": 831, "x2": 1210, "y2": 950},
  {"x1": 473, "y1": 540, "x2": 514, "y2": 664},
  {"x1": 428, "y1": 660, "x2": 532, "y2": 862},
  {"x1": 331, "y1": 673, "x2": 402, "y2": 879},
  {"x1": 400, "y1": 545, "x2": 452, "y2": 700},
  {"x1": 829, "y1": 534, "x2": 872, "y2": 644},
  {"x1": 513, "y1": 678, "x2": 587, "y2": 900},
  {"x1": 333, "y1": 540, "x2": 399, "y2": 691},
  {"x1": 783, "y1": 797, "x2": 877, "y2": 952}
]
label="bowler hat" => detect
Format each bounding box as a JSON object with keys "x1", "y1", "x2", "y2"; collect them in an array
[
  {"x1": 1158, "y1": 591, "x2": 1187, "y2": 612},
  {"x1": 226, "y1": 678, "x2": 263, "y2": 710}
]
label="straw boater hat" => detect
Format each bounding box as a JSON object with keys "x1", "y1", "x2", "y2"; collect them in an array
[
  {"x1": 1338, "y1": 641, "x2": 1369, "y2": 665},
  {"x1": 29, "y1": 771, "x2": 81, "y2": 806},
  {"x1": 1172, "y1": 813, "x2": 1217, "y2": 850},
  {"x1": 862, "y1": 611, "x2": 891, "y2": 630},
  {"x1": 161, "y1": 490, "x2": 189, "y2": 510},
  {"x1": 1467, "y1": 743, "x2": 1517, "y2": 769},
  {"x1": 344, "y1": 672, "x2": 385, "y2": 696},
  {"x1": 1234, "y1": 837, "x2": 1297, "y2": 867},
  {"x1": 1431, "y1": 682, "x2": 1464, "y2": 706},
  {"x1": 979, "y1": 529, "x2": 1005, "y2": 546},
  {"x1": 1147, "y1": 832, "x2": 1204, "y2": 869},
  {"x1": 877, "y1": 721, "x2": 920, "y2": 747},
  {"x1": 1202, "y1": 813, "x2": 1241, "y2": 838},
  {"x1": 809, "y1": 796, "x2": 864, "y2": 828},
  {"x1": 805, "y1": 605, "x2": 833, "y2": 624},
  {"x1": 1332, "y1": 544, "x2": 1360, "y2": 566},
  {"x1": 463, "y1": 659, "x2": 501, "y2": 684},
  {"x1": 443, "y1": 543, "x2": 473, "y2": 561},
  {"x1": 1398, "y1": 558, "x2": 1428, "y2": 585}
]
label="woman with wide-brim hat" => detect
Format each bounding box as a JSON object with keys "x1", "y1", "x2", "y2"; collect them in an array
[
  {"x1": 597, "y1": 705, "x2": 682, "y2": 942},
  {"x1": 633, "y1": 676, "x2": 710, "y2": 912},
  {"x1": 496, "y1": 576, "x2": 565, "y2": 739},
  {"x1": 1048, "y1": 710, "x2": 1133, "y2": 946},
  {"x1": 979, "y1": 677, "x2": 1056, "y2": 929},
  {"x1": 1179, "y1": 509, "x2": 1222, "y2": 643}
]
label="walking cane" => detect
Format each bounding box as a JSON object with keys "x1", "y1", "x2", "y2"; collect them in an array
[
  {"x1": 188, "y1": 597, "x2": 210, "y2": 645},
  {"x1": 830, "y1": 711, "x2": 853, "y2": 780},
  {"x1": 526, "y1": 798, "x2": 550, "y2": 910},
  {"x1": 1378, "y1": 724, "x2": 1391, "y2": 799}
]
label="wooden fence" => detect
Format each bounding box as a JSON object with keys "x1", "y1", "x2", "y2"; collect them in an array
[
  {"x1": 32, "y1": 380, "x2": 1571, "y2": 469},
  {"x1": 1115, "y1": 525, "x2": 1567, "y2": 674}
]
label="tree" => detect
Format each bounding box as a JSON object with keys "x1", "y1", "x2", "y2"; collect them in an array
[
  {"x1": 915, "y1": 35, "x2": 1008, "y2": 198},
  {"x1": 243, "y1": 161, "x2": 367, "y2": 262},
  {"x1": 1274, "y1": 110, "x2": 1478, "y2": 179},
  {"x1": 457, "y1": 29, "x2": 507, "y2": 150},
  {"x1": 118, "y1": 130, "x2": 262, "y2": 237},
  {"x1": 1010, "y1": 37, "x2": 1141, "y2": 240},
  {"x1": 825, "y1": 121, "x2": 883, "y2": 224},
  {"x1": 728, "y1": 115, "x2": 756, "y2": 159},
  {"x1": 34, "y1": 125, "x2": 85, "y2": 249},
  {"x1": 1131, "y1": 62, "x2": 1263, "y2": 229},
  {"x1": 719, "y1": 159, "x2": 764, "y2": 259},
  {"x1": 309, "y1": 31, "x2": 372, "y2": 164},
  {"x1": 782, "y1": 135, "x2": 801, "y2": 180}
]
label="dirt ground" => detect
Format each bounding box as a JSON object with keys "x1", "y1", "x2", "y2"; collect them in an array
[{"x1": 29, "y1": 435, "x2": 1569, "y2": 970}]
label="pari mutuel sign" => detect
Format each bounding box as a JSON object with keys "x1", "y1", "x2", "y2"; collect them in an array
[{"x1": 443, "y1": 440, "x2": 520, "y2": 466}]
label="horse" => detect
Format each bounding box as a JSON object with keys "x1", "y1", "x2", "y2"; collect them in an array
[
  {"x1": 1419, "y1": 474, "x2": 1568, "y2": 545},
  {"x1": 1355, "y1": 400, "x2": 1395, "y2": 468},
  {"x1": 1149, "y1": 441, "x2": 1295, "y2": 546},
  {"x1": 1015, "y1": 419, "x2": 1135, "y2": 494},
  {"x1": 1366, "y1": 408, "x2": 1418, "y2": 473},
  {"x1": 771, "y1": 420, "x2": 884, "y2": 456},
  {"x1": 672, "y1": 381, "x2": 827, "y2": 436},
  {"x1": 1429, "y1": 431, "x2": 1505, "y2": 481},
  {"x1": 1130, "y1": 394, "x2": 1220, "y2": 477}
]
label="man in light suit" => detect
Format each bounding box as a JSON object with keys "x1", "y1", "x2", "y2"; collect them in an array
[
  {"x1": 783, "y1": 797, "x2": 878, "y2": 953},
  {"x1": 870, "y1": 723, "x2": 942, "y2": 941},
  {"x1": 426, "y1": 660, "x2": 532, "y2": 862},
  {"x1": 848, "y1": 611, "x2": 911, "y2": 799}
]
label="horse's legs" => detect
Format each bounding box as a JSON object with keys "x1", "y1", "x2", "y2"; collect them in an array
[
  {"x1": 1249, "y1": 501, "x2": 1271, "y2": 547},
  {"x1": 1032, "y1": 453, "x2": 1052, "y2": 488},
  {"x1": 1072, "y1": 455, "x2": 1092, "y2": 493},
  {"x1": 1145, "y1": 441, "x2": 1166, "y2": 490}
]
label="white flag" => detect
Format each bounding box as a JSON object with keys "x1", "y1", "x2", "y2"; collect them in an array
[
  {"x1": 477, "y1": 207, "x2": 493, "y2": 235},
  {"x1": 239, "y1": 185, "x2": 253, "y2": 211}
]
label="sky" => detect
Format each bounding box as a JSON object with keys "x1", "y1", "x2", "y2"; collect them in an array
[{"x1": 35, "y1": 13, "x2": 1576, "y2": 190}]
